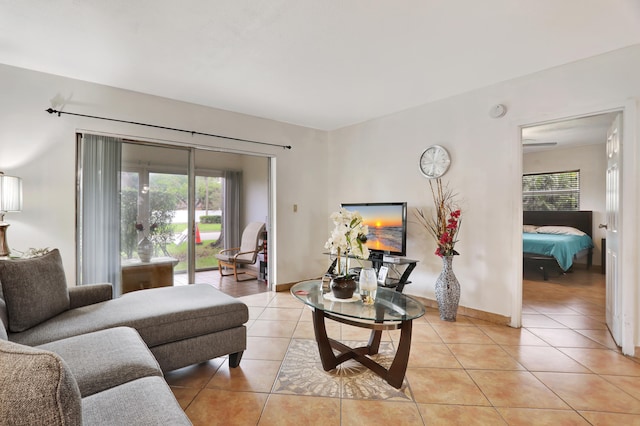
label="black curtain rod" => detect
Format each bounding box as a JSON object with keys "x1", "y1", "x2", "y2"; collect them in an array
[{"x1": 45, "y1": 108, "x2": 292, "y2": 150}]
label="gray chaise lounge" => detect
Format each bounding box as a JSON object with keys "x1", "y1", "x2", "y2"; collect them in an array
[
  {"x1": 0, "y1": 249, "x2": 249, "y2": 372},
  {"x1": 0, "y1": 249, "x2": 250, "y2": 424}
]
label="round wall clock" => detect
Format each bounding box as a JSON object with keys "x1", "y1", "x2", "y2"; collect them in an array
[{"x1": 419, "y1": 145, "x2": 451, "y2": 179}]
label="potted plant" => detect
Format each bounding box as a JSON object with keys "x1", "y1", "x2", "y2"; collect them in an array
[{"x1": 324, "y1": 208, "x2": 370, "y2": 298}]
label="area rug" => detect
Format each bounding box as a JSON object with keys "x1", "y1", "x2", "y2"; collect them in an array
[{"x1": 272, "y1": 338, "x2": 413, "y2": 401}]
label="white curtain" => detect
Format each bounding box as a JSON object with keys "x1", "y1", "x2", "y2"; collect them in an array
[
  {"x1": 222, "y1": 170, "x2": 242, "y2": 249},
  {"x1": 78, "y1": 134, "x2": 122, "y2": 296}
]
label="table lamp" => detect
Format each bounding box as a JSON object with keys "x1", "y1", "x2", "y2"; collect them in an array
[{"x1": 0, "y1": 172, "x2": 23, "y2": 258}]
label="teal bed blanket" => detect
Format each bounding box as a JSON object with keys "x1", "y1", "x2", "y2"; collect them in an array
[{"x1": 523, "y1": 233, "x2": 594, "y2": 271}]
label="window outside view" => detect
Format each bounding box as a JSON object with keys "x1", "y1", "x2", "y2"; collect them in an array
[
  {"x1": 523, "y1": 170, "x2": 580, "y2": 211},
  {"x1": 121, "y1": 172, "x2": 224, "y2": 272}
]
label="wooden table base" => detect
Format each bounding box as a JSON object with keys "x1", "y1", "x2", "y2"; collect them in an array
[{"x1": 311, "y1": 308, "x2": 413, "y2": 389}]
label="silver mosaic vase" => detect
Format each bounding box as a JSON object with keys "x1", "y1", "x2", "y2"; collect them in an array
[
  {"x1": 435, "y1": 256, "x2": 460, "y2": 321},
  {"x1": 137, "y1": 236, "x2": 153, "y2": 263}
]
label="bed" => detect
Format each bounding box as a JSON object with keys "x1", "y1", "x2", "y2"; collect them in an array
[{"x1": 523, "y1": 211, "x2": 595, "y2": 280}]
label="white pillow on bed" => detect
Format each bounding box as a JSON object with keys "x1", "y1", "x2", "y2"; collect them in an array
[
  {"x1": 536, "y1": 226, "x2": 586, "y2": 236},
  {"x1": 523, "y1": 225, "x2": 539, "y2": 233}
]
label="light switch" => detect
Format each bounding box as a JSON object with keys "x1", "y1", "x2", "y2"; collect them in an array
[{"x1": 293, "y1": 204, "x2": 298, "y2": 213}]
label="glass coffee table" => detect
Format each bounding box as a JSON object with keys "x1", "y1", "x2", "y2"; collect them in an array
[{"x1": 291, "y1": 280, "x2": 425, "y2": 389}]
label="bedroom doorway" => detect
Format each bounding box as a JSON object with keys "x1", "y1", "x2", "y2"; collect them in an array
[{"x1": 520, "y1": 110, "x2": 622, "y2": 347}]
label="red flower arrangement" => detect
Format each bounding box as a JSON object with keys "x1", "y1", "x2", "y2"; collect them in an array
[
  {"x1": 415, "y1": 179, "x2": 462, "y2": 257},
  {"x1": 135, "y1": 222, "x2": 158, "y2": 234}
]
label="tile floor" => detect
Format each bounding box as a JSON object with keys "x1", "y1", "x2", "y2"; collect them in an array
[{"x1": 166, "y1": 266, "x2": 640, "y2": 425}]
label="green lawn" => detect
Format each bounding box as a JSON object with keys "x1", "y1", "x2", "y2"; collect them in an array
[
  {"x1": 166, "y1": 238, "x2": 221, "y2": 272},
  {"x1": 171, "y1": 223, "x2": 221, "y2": 233}
]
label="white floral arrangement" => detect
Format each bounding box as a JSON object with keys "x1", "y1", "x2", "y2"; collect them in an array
[{"x1": 324, "y1": 208, "x2": 370, "y2": 276}]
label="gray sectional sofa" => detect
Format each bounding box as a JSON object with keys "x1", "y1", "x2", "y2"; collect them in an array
[{"x1": 0, "y1": 249, "x2": 250, "y2": 424}]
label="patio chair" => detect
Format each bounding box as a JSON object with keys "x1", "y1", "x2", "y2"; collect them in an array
[{"x1": 215, "y1": 222, "x2": 265, "y2": 282}]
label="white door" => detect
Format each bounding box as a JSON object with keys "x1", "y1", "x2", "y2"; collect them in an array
[{"x1": 604, "y1": 113, "x2": 622, "y2": 345}]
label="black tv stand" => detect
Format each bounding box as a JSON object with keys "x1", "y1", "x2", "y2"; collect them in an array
[{"x1": 324, "y1": 252, "x2": 418, "y2": 293}]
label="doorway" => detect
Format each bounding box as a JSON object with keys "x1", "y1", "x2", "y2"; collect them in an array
[{"x1": 520, "y1": 111, "x2": 620, "y2": 346}]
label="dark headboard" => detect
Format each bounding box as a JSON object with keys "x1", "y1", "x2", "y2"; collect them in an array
[{"x1": 523, "y1": 211, "x2": 593, "y2": 238}]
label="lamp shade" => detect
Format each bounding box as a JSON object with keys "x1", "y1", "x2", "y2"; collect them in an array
[{"x1": 0, "y1": 173, "x2": 22, "y2": 213}]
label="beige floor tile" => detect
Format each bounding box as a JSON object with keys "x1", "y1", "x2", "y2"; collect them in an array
[
  {"x1": 574, "y1": 328, "x2": 618, "y2": 349},
  {"x1": 558, "y1": 347, "x2": 640, "y2": 376},
  {"x1": 292, "y1": 320, "x2": 341, "y2": 340},
  {"x1": 431, "y1": 324, "x2": 494, "y2": 344},
  {"x1": 185, "y1": 388, "x2": 268, "y2": 426},
  {"x1": 258, "y1": 394, "x2": 340, "y2": 426},
  {"x1": 206, "y1": 359, "x2": 282, "y2": 393},
  {"x1": 545, "y1": 314, "x2": 607, "y2": 330},
  {"x1": 298, "y1": 306, "x2": 314, "y2": 322},
  {"x1": 419, "y1": 404, "x2": 507, "y2": 425},
  {"x1": 257, "y1": 307, "x2": 304, "y2": 321},
  {"x1": 521, "y1": 314, "x2": 567, "y2": 328},
  {"x1": 267, "y1": 293, "x2": 304, "y2": 308},
  {"x1": 407, "y1": 341, "x2": 462, "y2": 369},
  {"x1": 501, "y1": 346, "x2": 591, "y2": 373},
  {"x1": 170, "y1": 386, "x2": 200, "y2": 410},
  {"x1": 579, "y1": 411, "x2": 640, "y2": 425},
  {"x1": 534, "y1": 372, "x2": 640, "y2": 413},
  {"x1": 169, "y1": 267, "x2": 640, "y2": 424},
  {"x1": 238, "y1": 292, "x2": 277, "y2": 307},
  {"x1": 602, "y1": 374, "x2": 640, "y2": 400},
  {"x1": 248, "y1": 306, "x2": 265, "y2": 319},
  {"x1": 340, "y1": 324, "x2": 391, "y2": 341},
  {"x1": 164, "y1": 358, "x2": 225, "y2": 388},
  {"x1": 496, "y1": 407, "x2": 590, "y2": 425},
  {"x1": 468, "y1": 370, "x2": 569, "y2": 409},
  {"x1": 527, "y1": 328, "x2": 605, "y2": 348},
  {"x1": 447, "y1": 343, "x2": 525, "y2": 370},
  {"x1": 247, "y1": 319, "x2": 298, "y2": 338},
  {"x1": 391, "y1": 321, "x2": 443, "y2": 343},
  {"x1": 406, "y1": 368, "x2": 490, "y2": 406},
  {"x1": 342, "y1": 400, "x2": 423, "y2": 425},
  {"x1": 245, "y1": 336, "x2": 291, "y2": 361},
  {"x1": 479, "y1": 325, "x2": 549, "y2": 346}
]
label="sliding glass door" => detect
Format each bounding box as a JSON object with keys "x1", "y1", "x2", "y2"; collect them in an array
[{"x1": 78, "y1": 135, "x2": 262, "y2": 295}]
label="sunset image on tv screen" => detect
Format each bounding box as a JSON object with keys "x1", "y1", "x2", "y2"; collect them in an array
[{"x1": 342, "y1": 204, "x2": 404, "y2": 253}]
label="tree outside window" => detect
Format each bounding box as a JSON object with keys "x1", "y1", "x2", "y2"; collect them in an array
[{"x1": 523, "y1": 170, "x2": 580, "y2": 211}]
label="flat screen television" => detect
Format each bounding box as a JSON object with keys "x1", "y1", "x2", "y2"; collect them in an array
[{"x1": 340, "y1": 202, "x2": 407, "y2": 257}]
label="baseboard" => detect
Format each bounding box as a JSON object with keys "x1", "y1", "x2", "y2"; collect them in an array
[
  {"x1": 275, "y1": 278, "x2": 322, "y2": 292},
  {"x1": 411, "y1": 295, "x2": 511, "y2": 326}
]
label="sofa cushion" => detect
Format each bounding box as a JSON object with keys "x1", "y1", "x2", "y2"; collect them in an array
[
  {"x1": 10, "y1": 284, "x2": 249, "y2": 347},
  {"x1": 82, "y1": 376, "x2": 192, "y2": 426},
  {"x1": 0, "y1": 339, "x2": 81, "y2": 426},
  {"x1": 0, "y1": 284, "x2": 8, "y2": 337},
  {"x1": 39, "y1": 327, "x2": 162, "y2": 397},
  {"x1": 0, "y1": 249, "x2": 70, "y2": 332}
]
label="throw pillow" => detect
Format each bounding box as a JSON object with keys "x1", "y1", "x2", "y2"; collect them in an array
[{"x1": 0, "y1": 249, "x2": 70, "y2": 332}]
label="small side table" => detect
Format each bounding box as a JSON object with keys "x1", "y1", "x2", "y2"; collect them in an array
[{"x1": 121, "y1": 257, "x2": 179, "y2": 294}]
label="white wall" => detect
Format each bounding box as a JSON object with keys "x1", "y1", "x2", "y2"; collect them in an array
[
  {"x1": 523, "y1": 143, "x2": 607, "y2": 265},
  {"x1": 329, "y1": 44, "x2": 640, "y2": 321},
  {"x1": 0, "y1": 63, "x2": 327, "y2": 285},
  {"x1": 242, "y1": 155, "x2": 269, "y2": 226},
  {"x1": 1, "y1": 44, "x2": 639, "y2": 330}
]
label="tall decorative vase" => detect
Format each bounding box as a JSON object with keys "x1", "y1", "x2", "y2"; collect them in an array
[
  {"x1": 435, "y1": 256, "x2": 460, "y2": 321},
  {"x1": 137, "y1": 236, "x2": 153, "y2": 263}
]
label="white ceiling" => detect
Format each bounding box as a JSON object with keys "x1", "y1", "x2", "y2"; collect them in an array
[
  {"x1": 1, "y1": 1, "x2": 639, "y2": 130},
  {"x1": 522, "y1": 112, "x2": 620, "y2": 153}
]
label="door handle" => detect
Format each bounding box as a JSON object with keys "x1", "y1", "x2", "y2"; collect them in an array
[{"x1": 599, "y1": 224, "x2": 608, "y2": 229}]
